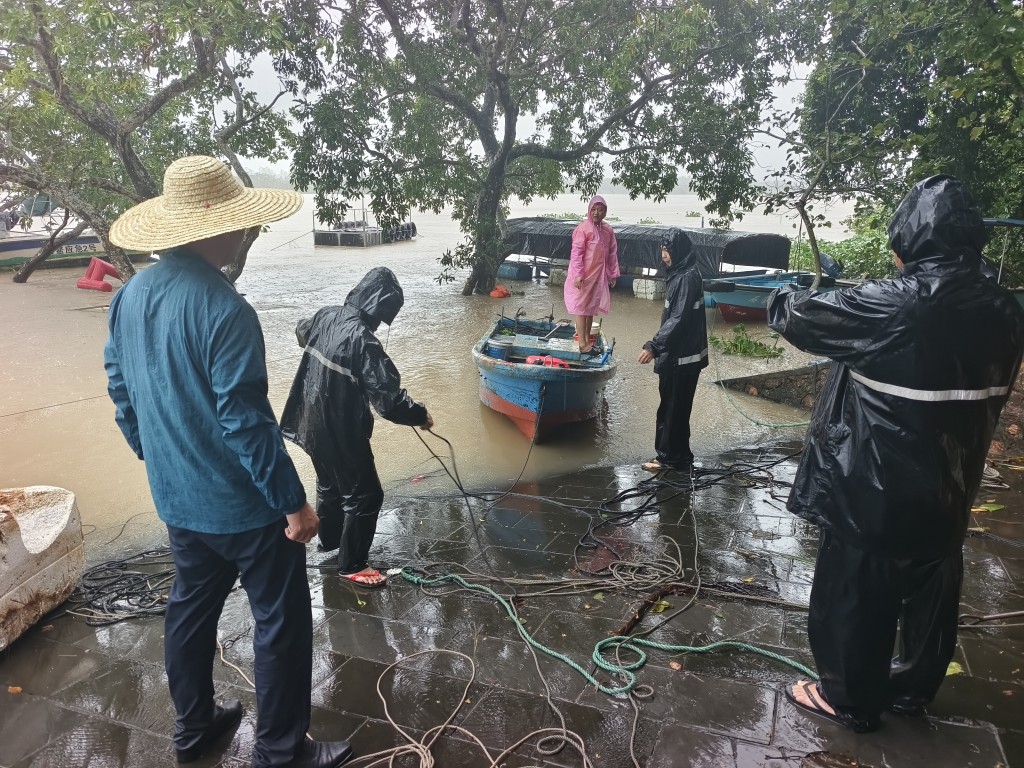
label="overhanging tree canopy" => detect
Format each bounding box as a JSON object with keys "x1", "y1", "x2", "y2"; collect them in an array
[
  {"x1": 285, "y1": 0, "x2": 807, "y2": 294},
  {"x1": 0, "y1": 0, "x2": 295, "y2": 282}
]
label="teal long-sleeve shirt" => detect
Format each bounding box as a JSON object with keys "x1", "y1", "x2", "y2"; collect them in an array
[{"x1": 104, "y1": 248, "x2": 306, "y2": 534}]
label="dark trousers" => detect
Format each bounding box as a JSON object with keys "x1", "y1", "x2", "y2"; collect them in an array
[
  {"x1": 808, "y1": 532, "x2": 963, "y2": 724},
  {"x1": 165, "y1": 520, "x2": 313, "y2": 767},
  {"x1": 655, "y1": 370, "x2": 701, "y2": 469},
  {"x1": 313, "y1": 453, "x2": 384, "y2": 573}
]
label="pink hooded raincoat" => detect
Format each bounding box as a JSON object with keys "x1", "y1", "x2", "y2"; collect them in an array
[{"x1": 564, "y1": 195, "x2": 621, "y2": 316}]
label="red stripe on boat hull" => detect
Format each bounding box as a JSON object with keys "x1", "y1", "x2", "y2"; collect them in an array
[{"x1": 479, "y1": 388, "x2": 596, "y2": 441}]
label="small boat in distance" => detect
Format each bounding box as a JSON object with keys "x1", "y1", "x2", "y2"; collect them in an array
[
  {"x1": 472, "y1": 315, "x2": 617, "y2": 441},
  {"x1": 703, "y1": 272, "x2": 841, "y2": 322}
]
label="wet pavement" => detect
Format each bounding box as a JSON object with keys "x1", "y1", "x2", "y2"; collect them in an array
[{"x1": 3, "y1": 444, "x2": 1023, "y2": 767}]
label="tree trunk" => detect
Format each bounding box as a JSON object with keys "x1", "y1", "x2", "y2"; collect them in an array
[
  {"x1": 462, "y1": 169, "x2": 507, "y2": 296},
  {"x1": 12, "y1": 220, "x2": 89, "y2": 283},
  {"x1": 795, "y1": 201, "x2": 824, "y2": 291}
]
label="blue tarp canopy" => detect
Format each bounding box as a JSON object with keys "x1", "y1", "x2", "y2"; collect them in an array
[{"x1": 505, "y1": 218, "x2": 790, "y2": 278}]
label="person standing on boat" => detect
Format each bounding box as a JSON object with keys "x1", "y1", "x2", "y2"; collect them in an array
[
  {"x1": 638, "y1": 228, "x2": 708, "y2": 472},
  {"x1": 104, "y1": 156, "x2": 355, "y2": 768},
  {"x1": 767, "y1": 176, "x2": 1024, "y2": 733},
  {"x1": 281, "y1": 266, "x2": 433, "y2": 589},
  {"x1": 565, "y1": 195, "x2": 620, "y2": 353}
]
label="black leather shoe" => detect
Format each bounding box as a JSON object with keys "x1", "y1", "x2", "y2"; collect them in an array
[
  {"x1": 175, "y1": 699, "x2": 244, "y2": 763},
  {"x1": 286, "y1": 738, "x2": 354, "y2": 768}
]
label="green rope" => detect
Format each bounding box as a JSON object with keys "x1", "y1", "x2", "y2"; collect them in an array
[{"x1": 402, "y1": 568, "x2": 818, "y2": 695}]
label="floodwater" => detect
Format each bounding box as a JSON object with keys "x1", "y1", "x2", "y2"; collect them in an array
[
  {"x1": 248, "y1": 192, "x2": 847, "y2": 490},
  {"x1": 0, "y1": 192, "x2": 851, "y2": 538}
]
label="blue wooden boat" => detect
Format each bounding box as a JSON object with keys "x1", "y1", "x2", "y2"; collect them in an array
[
  {"x1": 703, "y1": 272, "x2": 839, "y2": 322},
  {"x1": 471, "y1": 316, "x2": 617, "y2": 441}
]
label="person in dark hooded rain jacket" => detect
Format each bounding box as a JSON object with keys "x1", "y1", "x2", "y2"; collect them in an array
[
  {"x1": 767, "y1": 176, "x2": 1024, "y2": 733},
  {"x1": 281, "y1": 267, "x2": 432, "y2": 587},
  {"x1": 638, "y1": 229, "x2": 709, "y2": 471}
]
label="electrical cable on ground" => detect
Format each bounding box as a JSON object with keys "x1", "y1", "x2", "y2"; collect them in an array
[{"x1": 63, "y1": 548, "x2": 174, "y2": 625}]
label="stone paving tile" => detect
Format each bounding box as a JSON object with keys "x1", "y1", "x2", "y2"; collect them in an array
[
  {"x1": 773, "y1": 692, "x2": 1006, "y2": 767},
  {"x1": 735, "y1": 742, "x2": 793, "y2": 767},
  {"x1": 0, "y1": 695, "x2": 90, "y2": 767},
  {"x1": 1000, "y1": 727, "x2": 1024, "y2": 768},
  {"x1": 317, "y1": 612, "x2": 458, "y2": 665},
  {"x1": 646, "y1": 724, "x2": 735, "y2": 768},
  {"x1": 344, "y1": 718, "x2": 544, "y2": 767},
  {"x1": 928, "y1": 675, "x2": 1024, "y2": 732},
  {"x1": 959, "y1": 637, "x2": 1024, "y2": 684},
  {"x1": 49, "y1": 657, "x2": 177, "y2": 734},
  {"x1": 400, "y1": 590, "x2": 523, "y2": 639},
  {"x1": 442, "y1": 631, "x2": 590, "y2": 703},
  {"x1": 0, "y1": 636, "x2": 111, "y2": 698},
  {"x1": 9, "y1": 717, "x2": 178, "y2": 768}
]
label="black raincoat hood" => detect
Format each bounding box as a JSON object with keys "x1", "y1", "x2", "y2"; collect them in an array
[
  {"x1": 887, "y1": 175, "x2": 987, "y2": 264},
  {"x1": 661, "y1": 228, "x2": 695, "y2": 273},
  {"x1": 346, "y1": 266, "x2": 404, "y2": 327}
]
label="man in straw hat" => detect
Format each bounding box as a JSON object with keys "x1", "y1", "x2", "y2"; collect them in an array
[{"x1": 104, "y1": 156, "x2": 354, "y2": 768}]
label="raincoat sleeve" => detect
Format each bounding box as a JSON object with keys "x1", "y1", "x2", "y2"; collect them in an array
[
  {"x1": 209, "y1": 304, "x2": 306, "y2": 515},
  {"x1": 644, "y1": 276, "x2": 684, "y2": 357},
  {"x1": 767, "y1": 284, "x2": 898, "y2": 363},
  {"x1": 295, "y1": 315, "x2": 314, "y2": 347},
  {"x1": 569, "y1": 224, "x2": 587, "y2": 277},
  {"x1": 606, "y1": 231, "x2": 620, "y2": 280},
  {"x1": 103, "y1": 329, "x2": 144, "y2": 460},
  {"x1": 361, "y1": 341, "x2": 428, "y2": 426}
]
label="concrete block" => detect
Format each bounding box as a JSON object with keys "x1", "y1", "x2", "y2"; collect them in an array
[
  {"x1": 633, "y1": 277, "x2": 666, "y2": 301},
  {"x1": 0, "y1": 486, "x2": 85, "y2": 651},
  {"x1": 548, "y1": 267, "x2": 568, "y2": 287}
]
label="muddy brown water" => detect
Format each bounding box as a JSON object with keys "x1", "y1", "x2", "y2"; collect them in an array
[{"x1": 0, "y1": 193, "x2": 842, "y2": 548}]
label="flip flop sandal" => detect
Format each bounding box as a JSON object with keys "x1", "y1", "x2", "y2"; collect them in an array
[
  {"x1": 642, "y1": 459, "x2": 665, "y2": 471},
  {"x1": 784, "y1": 681, "x2": 874, "y2": 733},
  {"x1": 340, "y1": 569, "x2": 388, "y2": 589}
]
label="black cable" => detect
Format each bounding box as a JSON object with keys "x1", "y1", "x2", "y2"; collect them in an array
[{"x1": 63, "y1": 548, "x2": 176, "y2": 625}]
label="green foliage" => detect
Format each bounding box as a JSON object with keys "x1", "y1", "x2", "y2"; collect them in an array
[
  {"x1": 790, "y1": 231, "x2": 896, "y2": 281},
  {"x1": 1, "y1": 0, "x2": 296, "y2": 280},
  {"x1": 788, "y1": 0, "x2": 1024, "y2": 225},
  {"x1": 638, "y1": 216, "x2": 661, "y2": 225},
  {"x1": 284, "y1": 0, "x2": 810, "y2": 291},
  {"x1": 709, "y1": 325, "x2": 784, "y2": 358},
  {"x1": 684, "y1": 211, "x2": 702, "y2": 218}
]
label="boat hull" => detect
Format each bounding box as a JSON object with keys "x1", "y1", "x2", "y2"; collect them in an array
[
  {"x1": 472, "y1": 319, "x2": 616, "y2": 441},
  {"x1": 477, "y1": 368, "x2": 609, "y2": 440},
  {"x1": 705, "y1": 272, "x2": 839, "y2": 322},
  {"x1": 0, "y1": 233, "x2": 104, "y2": 269}
]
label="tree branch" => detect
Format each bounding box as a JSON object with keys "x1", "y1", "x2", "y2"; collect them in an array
[{"x1": 510, "y1": 71, "x2": 679, "y2": 162}]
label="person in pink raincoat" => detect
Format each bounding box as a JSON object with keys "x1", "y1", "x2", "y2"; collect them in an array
[{"x1": 564, "y1": 195, "x2": 620, "y2": 352}]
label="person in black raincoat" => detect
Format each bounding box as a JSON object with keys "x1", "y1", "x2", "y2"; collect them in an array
[
  {"x1": 767, "y1": 176, "x2": 1024, "y2": 732},
  {"x1": 281, "y1": 267, "x2": 432, "y2": 587},
  {"x1": 638, "y1": 228, "x2": 708, "y2": 471}
]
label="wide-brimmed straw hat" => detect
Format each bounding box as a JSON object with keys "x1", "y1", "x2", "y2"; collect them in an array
[{"x1": 109, "y1": 155, "x2": 303, "y2": 251}]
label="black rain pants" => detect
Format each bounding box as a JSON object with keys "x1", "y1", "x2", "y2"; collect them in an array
[
  {"x1": 808, "y1": 531, "x2": 963, "y2": 725},
  {"x1": 655, "y1": 370, "x2": 701, "y2": 469},
  {"x1": 313, "y1": 449, "x2": 385, "y2": 573}
]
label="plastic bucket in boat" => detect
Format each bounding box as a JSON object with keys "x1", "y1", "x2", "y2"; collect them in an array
[{"x1": 486, "y1": 338, "x2": 513, "y2": 360}]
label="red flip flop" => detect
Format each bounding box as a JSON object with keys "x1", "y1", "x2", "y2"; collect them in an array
[{"x1": 340, "y1": 569, "x2": 387, "y2": 589}]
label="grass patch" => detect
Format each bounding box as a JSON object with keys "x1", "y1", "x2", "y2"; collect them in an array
[{"x1": 709, "y1": 324, "x2": 784, "y2": 358}]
